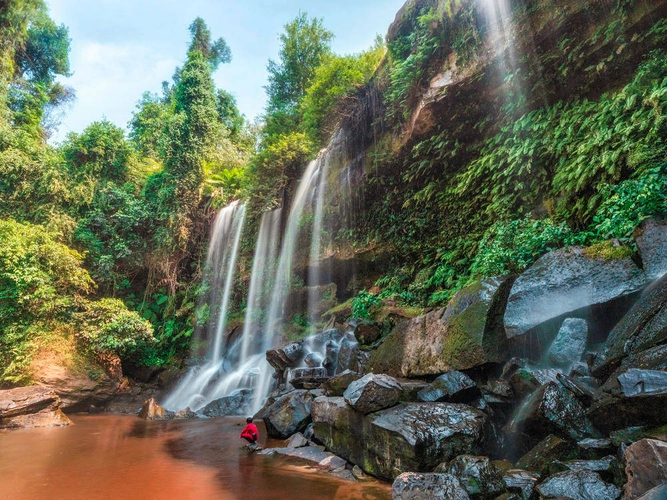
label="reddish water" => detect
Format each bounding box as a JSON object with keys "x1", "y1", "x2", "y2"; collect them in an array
[{"x1": 0, "y1": 414, "x2": 391, "y2": 500}]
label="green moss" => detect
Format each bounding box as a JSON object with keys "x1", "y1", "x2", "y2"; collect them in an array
[{"x1": 583, "y1": 240, "x2": 634, "y2": 261}]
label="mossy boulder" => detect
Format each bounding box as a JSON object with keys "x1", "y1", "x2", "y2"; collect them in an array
[{"x1": 368, "y1": 276, "x2": 513, "y2": 377}]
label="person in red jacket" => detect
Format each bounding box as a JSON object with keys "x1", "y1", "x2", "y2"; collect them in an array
[{"x1": 240, "y1": 417, "x2": 259, "y2": 450}]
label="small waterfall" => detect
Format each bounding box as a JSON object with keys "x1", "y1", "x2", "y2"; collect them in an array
[{"x1": 163, "y1": 201, "x2": 246, "y2": 411}]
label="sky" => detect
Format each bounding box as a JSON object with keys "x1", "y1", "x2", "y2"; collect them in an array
[{"x1": 46, "y1": 0, "x2": 407, "y2": 143}]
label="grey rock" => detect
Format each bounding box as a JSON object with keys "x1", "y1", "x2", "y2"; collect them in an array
[
  {"x1": 503, "y1": 469, "x2": 539, "y2": 500},
  {"x1": 286, "y1": 432, "x2": 309, "y2": 448},
  {"x1": 321, "y1": 370, "x2": 361, "y2": 397},
  {"x1": 635, "y1": 217, "x2": 667, "y2": 280},
  {"x1": 506, "y1": 382, "x2": 600, "y2": 451},
  {"x1": 312, "y1": 398, "x2": 487, "y2": 480},
  {"x1": 343, "y1": 373, "x2": 402, "y2": 414},
  {"x1": 258, "y1": 445, "x2": 346, "y2": 471},
  {"x1": 266, "y1": 342, "x2": 304, "y2": 371},
  {"x1": 262, "y1": 390, "x2": 314, "y2": 439},
  {"x1": 516, "y1": 434, "x2": 575, "y2": 477},
  {"x1": 348, "y1": 318, "x2": 382, "y2": 345},
  {"x1": 618, "y1": 369, "x2": 667, "y2": 397},
  {"x1": 547, "y1": 318, "x2": 588, "y2": 368},
  {"x1": 504, "y1": 246, "x2": 646, "y2": 339},
  {"x1": 290, "y1": 367, "x2": 329, "y2": 390},
  {"x1": 637, "y1": 484, "x2": 667, "y2": 500},
  {"x1": 536, "y1": 469, "x2": 620, "y2": 499},
  {"x1": 392, "y1": 472, "x2": 470, "y2": 500},
  {"x1": 200, "y1": 388, "x2": 251, "y2": 417},
  {"x1": 445, "y1": 455, "x2": 505, "y2": 498},
  {"x1": 304, "y1": 352, "x2": 323, "y2": 368},
  {"x1": 418, "y1": 370, "x2": 480, "y2": 403}
]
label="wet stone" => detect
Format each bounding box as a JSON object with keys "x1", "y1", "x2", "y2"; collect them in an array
[
  {"x1": 536, "y1": 469, "x2": 620, "y2": 500},
  {"x1": 547, "y1": 318, "x2": 588, "y2": 369},
  {"x1": 624, "y1": 438, "x2": 667, "y2": 499},
  {"x1": 444, "y1": 455, "x2": 505, "y2": 498},
  {"x1": 392, "y1": 472, "x2": 470, "y2": 500},
  {"x1": 637, "y1": 484, "x2": 667, "y2": 500},
  {"x1": 262, "y1": 390, "x2": 314, "y2": 439},
  {"x1": 503, "y1": 469, "x2": 539, "y2": 500},
  {"x1": 516, "y1": 434, "x2": 575, "y2": 478},
  {"x1": 417, "y1": 370, "x2": 480, "y2": 404},
  {"x1": 200, "y1": 388, "x2": 251, "y2": 417},
  {"x1": 343, "y1": 373, "x2": 402, "y2": 414},
  {"x1": 266, "y1": 342, "x2": 304, "y2": 371},
  {"x1": 618, "y1": 369, "x2": 667, "y2": 397},
  {"x1": 304, "y1": 352, "x2": 323, "y2": 368},
  {"x1": 285, "y1": 432, "x2": 308, "y2": 448},
  {"x1": 290, "y1": 367, "x2": 329, "y2": 390},
  {"x1": 321, "y1": 370, "x2": 361, "y2": 397}
]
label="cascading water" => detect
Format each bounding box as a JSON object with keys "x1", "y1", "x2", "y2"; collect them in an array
[{"x1": 163, "y1": 201, "x2": 246, "y2": 411}]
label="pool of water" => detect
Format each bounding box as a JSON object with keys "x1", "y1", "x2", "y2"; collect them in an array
[{"x1": 0, "y1": 414, "x2": 391, "y2": 500}]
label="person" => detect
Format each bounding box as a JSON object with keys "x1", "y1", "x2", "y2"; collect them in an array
[{"x1": 240, "y1": 417, "x2": 260, "y2": 450}]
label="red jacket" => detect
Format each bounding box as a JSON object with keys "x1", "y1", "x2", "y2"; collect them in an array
[{"x1": 240, "y1": 422, "x2": 258, "y2": 441}]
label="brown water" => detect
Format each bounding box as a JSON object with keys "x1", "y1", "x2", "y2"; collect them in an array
[{"x1": 0, "y1": 414, "x2": 391, "y2": 500}]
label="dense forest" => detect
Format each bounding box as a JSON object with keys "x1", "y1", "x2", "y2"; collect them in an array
[{"x1": 2, "y1": 0, "x2": 667, "y2": 389}]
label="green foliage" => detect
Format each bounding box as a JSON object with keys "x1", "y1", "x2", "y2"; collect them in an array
[
  {"x1": 469, "y1": 216, "x2": 576, "y2": 277},
  {"x1": 301, "y1": 38, "x2": 385, "y2": 144},
  {"x1": 265, "y1": 12, "x2": 334, "y2": 115},
  {"x1": 75, "y1": 298, "x2": 155, "y2": 361},
  {"x1": 128, "y1": 91, "x2": 172, "y2": 160},
  {"x1": 351, "y1": 291, "x2": 382, "y2": 319},
  {"x1": 188, "y1": 17, "x2": 231, "y2": 70}
]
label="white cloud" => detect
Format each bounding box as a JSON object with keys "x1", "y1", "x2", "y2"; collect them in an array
[{"x1": 51, "y1": 41, "x2": 178, "y2": 143}]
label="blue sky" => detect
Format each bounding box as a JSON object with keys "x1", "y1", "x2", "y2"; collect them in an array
[{"x1": 46, "y1": 0, "x2": 407, "y2": 143}]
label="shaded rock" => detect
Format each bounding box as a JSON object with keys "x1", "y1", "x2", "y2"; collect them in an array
[
  {"x1": 304, "y1": 352, "x2": 323, "y2": 368},
  {"x1": 321, "y1": 370, "x2": 361, "y2": 397},
  {"x1": 417, "y1": 370, "x2": 480, "y2": 403},
  {"x1": 635, "y1": 217, "x2": 667, "y2": 280},
  {"x1": 505, "y1": 382, "x2": 599, "y2": 451},
  {"x1": 547, "y1": 318, "x2": 588, "y2": 368},
  {"x1": 259, "y1": 445, "x2": 346, "y2": 472},
  {"x1": 594, "y1": 274, "x2": 667, "y2": 378},
  {"x1": 336, "y1": 337, "x2": 361, "y2": 374},
  {"x1": 577, "y1": 438, "x2": 615, "y2": 460},
  {"x1": 351, "y1": 464, "x2": 372, "y2": 481},
  {"x1": 503, "y1": 469, "x2": 539, "y2": 500},
  {"x1": 290, "y1": 367, "x2": 329, "y2": 390},
  {"x1": 0, "y1": 386, "x2": 72, "y2": 429},
  {"x1": 508, "y1": 366, "x2": 561, "y2": 400},
  {"x1": 286, "y1": 432, "x2": 309, "y2": 448},
  {"x1": 174, "y1": 407, "x2": 197, "y2": 419},
  {"x1": 563, "y1": 456, "x2": 621, "y2": 484},
  {"x1": 623, "y1": 439, "x2": 667, "y2": 499},
  {"x1": 312, "y1": 398, "x2": 487, "y2": 480},
  {"x1": 588, "y1": 345, "x2": 667, "y2": 431},
  {"x1": 504, "y1": 246, "x2": 646, "y2": 339},
  {"x1": 138, "y1": 397, "x2": 174, "y2": 420},
  {"x1": 348, "y1": 318, "x2": 381, "y2": 345},
  {"x1": 399, "y1": 380, "x2": 429, "y2": 402},
  {"x1": 266, "y1": 342, "x2": 304, "y2": 371},
  {"x1": 343, "y1": 373, "x2": 401, "y2": 414},
  {"x1": 262, "y1": 390, "x2": 314, "y2": 439},
  {"x1": 637, "y1": 484, "x2": 667, "y2": 500},
  {"x1": 536, "y1": 469, "x2": 620, "y2": 500},
  {"x1": 200, "y1": 388, "x2": 252, "y2": 417},
  {"x1": 392, "y1": 472, "x2": 470, "y2": 500},
  {"x1": 557, "y1": 373, "x2": 594, "y2": 404},
  {"x1": 516, "y1": 434, "x2": 576, "y2": 477},
  {"x1": 368, "y1": 277, "x2": 513, "y2": 377},
  {"x1": 444, "y1": 455, "x2": 505, "y2": 498}
]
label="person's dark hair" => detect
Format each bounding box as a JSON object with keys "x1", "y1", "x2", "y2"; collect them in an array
[{"x1": 246, "y1": 417, "x2": 252, "y2": 423}]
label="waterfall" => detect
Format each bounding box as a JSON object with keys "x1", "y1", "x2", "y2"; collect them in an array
[{"x1": 163, "y1": 201, "x2": 246, "y2": 411}]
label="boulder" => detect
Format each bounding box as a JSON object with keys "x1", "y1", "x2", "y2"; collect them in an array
[
  {"x1": 547, "y1": 318, "x2": 588, "y2": 368},
  {"x1": 516, "y1": 434, "x2": 576, "y2": 477},
  {"x1": 368, "y1": 277, "x2": 513, "y2": 377},
  {"x1": 563, "y1": 456, "x2": 622, "y2": 484},
  {"x1": 417, "y1": 371, "x2": 480, "y2": 403},
  {"x1": 536, "y1": 469, "x2": 620, "y2": 500},
  {"x1": 594, "y1": 274, "x2": 667, "y2": 378},
  {"x1": 392, "y1": 473, "x2": 471, "y2": 500},
  {"x1": 262, "y1": 390, "x2": 314, "y2": 439},
  {"x1": 266, "y1": 342, "x2": 304, "y2": 371},
  {"x1": 200, "y1": 388, "x2": 252, "y2": 417},
  {"x1": 321, "y1": 370, "x2": 361, "y2": 397},
  {"x1": 285, "y1": 432, "x2": 309, "y2": 448},
  {"x1": 635, "y1": 217, "x2": 667, "y2": 280},
  {"x1": 348, "y1": 318, "x2": 382, "y2": 345},
  {"x1": 290, "y1": 367, "x2": 329, "y2": 390},
  {"x1": 138, "y1": 397, "x2": 174, "y2": 420},
  {"x1": 336, "y1": 337, "x2": 363, "y2": 374},
  {"x1": 259, "y1": 445, "x2": 347, "y2": 472},
  {"x1": 343, "y1": 373, "x2": 402, "y2": 414},
  {"x1": 505, "y1": 382, "x2": 600, "y2": 451},
  {"x1": 400, "y1": 381, "x2": 430, "y2": 402},
  {"x1": 588, "y1": 344, "x2": 667, "y2": 431},
  {"x1": 504, "y1": 246, "x2": 646, "y2": 339},
  {"x1": 311, "y1": 398, "x2": 488, "y2": 480},
  {"x1": 623, "y1": 439, "x2": 667, "y2": 499},
  {"x1": 507, "y1": 366, "x2": 561, "y2": 400},
  {"x1": 503, "y1": 469, "x2": 539, "y2": 500},
  {"x1": 303, "y1": 352, "x2": 323, "y2": 368},
  {"x1": 0, "y1": 386, "x2": 72, "y2": 429},
  {"x1": 444, "y1": 455, "x2": 505, "y2": 498}
]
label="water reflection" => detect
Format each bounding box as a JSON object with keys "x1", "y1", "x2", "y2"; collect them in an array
[{"x1": 0, "y1": 414, "x2": 390, "y2": 500}]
